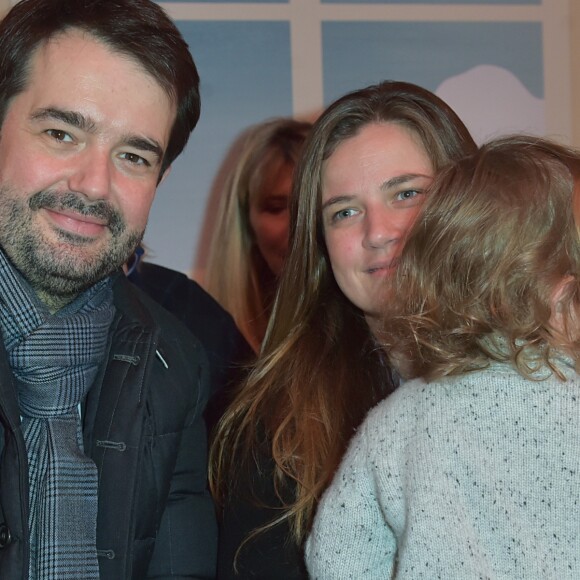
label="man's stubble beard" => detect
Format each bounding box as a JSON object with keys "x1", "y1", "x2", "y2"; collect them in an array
[{"x1": 0, "y1": 187, "x2": 143, "y2": 309}]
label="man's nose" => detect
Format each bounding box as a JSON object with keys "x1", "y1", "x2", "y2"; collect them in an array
[{"x1": 67, "y1": 148, "x2": 112, "y2": 200}]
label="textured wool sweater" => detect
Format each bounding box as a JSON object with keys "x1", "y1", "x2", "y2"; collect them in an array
[{"x1": 306, "y1": 361, "x2": 580, "y2": 579}]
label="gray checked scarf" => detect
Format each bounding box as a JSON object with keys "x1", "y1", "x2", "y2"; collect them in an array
[{"x1": 0, "y1": 251, "x2": 115, "y2": 580}]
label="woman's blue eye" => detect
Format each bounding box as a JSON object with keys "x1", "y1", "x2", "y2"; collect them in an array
[
  {"x1": 333, "y1": 208, "x2": 356, "y2": 222},
  {"x1": 396, "y1": 189, "x2": 419, "y2": 201}
]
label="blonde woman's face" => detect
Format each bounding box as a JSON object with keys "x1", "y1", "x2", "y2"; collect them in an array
[
  {"x1": 321, "y1": 122, "x2": 433, "y2": 327},
  {"x1": 249, "y1": 161, "x2": 294, "y2": 277}
]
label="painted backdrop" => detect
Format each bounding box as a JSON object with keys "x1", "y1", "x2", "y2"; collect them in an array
[{"x1": 89, "y1": 1, "x2": 577, "y2": 274}]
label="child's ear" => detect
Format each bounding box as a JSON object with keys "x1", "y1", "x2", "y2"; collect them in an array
[
  {"x1": 550, "y1": 275, "x2": 576, "y2": 335},
  {"x1": 552, "y1": 275, "x2": 574, "y2": 309}
]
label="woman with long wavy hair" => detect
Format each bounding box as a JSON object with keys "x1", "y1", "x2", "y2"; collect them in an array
[{"x1": 210, "y1": 80, "x2": 477, "y2": 578}]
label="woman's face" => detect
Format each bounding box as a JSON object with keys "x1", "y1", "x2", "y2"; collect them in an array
[
  {"x1": 249, "y1": 160, "x2": 294, "y2": 278},
  {"x1": 321, "y1": 122, "x2": 433, "y2": 326}
]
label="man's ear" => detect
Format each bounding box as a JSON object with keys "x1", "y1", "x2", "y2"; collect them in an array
[{"x1": 157, "y1": 164, "x2": 172, "y2": 186}]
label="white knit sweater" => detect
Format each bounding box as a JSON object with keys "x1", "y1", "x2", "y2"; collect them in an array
[{"x1": 306, "y1": 361, "x2": 580, "y2": 579}]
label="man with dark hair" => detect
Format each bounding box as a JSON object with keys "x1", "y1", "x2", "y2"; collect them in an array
[{"x1": 0, "y1": 0, "x2": 216, "y2": 578}]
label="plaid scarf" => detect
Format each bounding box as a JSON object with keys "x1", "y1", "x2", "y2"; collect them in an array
[{"x1": 0, "y1": 251, "x2": 115, "y2": 579}]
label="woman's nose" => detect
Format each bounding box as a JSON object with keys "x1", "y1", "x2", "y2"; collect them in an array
[{"x1": 362, "y1": 209, "x2": 401, "y2": 250}]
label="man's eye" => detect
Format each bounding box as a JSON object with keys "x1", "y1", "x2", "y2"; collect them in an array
[
  {"x1": 46, "y1": 129, "x2": 73, "y2": 143},
  {"x1": 120, "y1": 152, "x2": 150, "y2": 167}
]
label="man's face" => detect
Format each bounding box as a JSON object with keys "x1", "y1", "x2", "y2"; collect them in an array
[{"x1": 0, "y1": 30, "x2": 175, "y2": 309}]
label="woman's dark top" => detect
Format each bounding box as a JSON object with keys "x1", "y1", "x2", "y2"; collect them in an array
[{"x1": 217, "y1": 451, "x2": 307, "y2": 579}]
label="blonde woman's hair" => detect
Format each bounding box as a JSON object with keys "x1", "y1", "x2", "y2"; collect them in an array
[
  {"x1": 205, "y1": 117, "x2": 311, "y2": 351},
  {"x1": 381, "y1": 135, "x2": 580, "y2": 381},
  {"x1": 210, "y1": 80, "x2": 478, "y2": 556}
]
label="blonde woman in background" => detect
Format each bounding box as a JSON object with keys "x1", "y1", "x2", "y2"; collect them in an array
[{"x1": 205, "y1": 118, "x2": 312, "y2": 352}]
